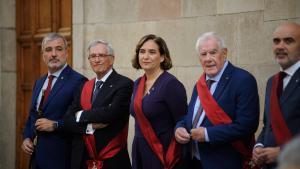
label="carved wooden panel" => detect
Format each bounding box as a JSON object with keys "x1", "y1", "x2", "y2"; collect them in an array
[
  {"x1": 35, "y1": 0, "x2": 52, "y2": 34},
  {"x1": 16, "y1": 1, "x2": 72, "y2": 169}
]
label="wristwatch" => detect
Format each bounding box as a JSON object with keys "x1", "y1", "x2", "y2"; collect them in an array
[{"x1": 53, "y1": 121, "x2": 59, "y2": 130}]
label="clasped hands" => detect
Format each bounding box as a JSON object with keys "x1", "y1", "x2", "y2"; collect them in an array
[
  {"x1": 35, "y1": 118, "x2": 56, "y2": 132},
  {"x1": 175, "y1": 127, "x2": 206, "y2": 144},
  {"x1": 252, "y1": 146, "x2": 280, "y2": 167}
]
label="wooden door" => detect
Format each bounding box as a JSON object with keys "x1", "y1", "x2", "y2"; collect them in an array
[{"x1": 16, "y1": 0, "x2": 72, "y2": 168}]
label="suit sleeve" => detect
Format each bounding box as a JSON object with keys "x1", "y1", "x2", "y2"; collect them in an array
[
  {"x1": 23, "y1": 81, "x2": 38, "y2": 139},
  {"x1": 175, "y1": 86, "x2": 197, "y2": 130},
  {"x1": 164, "y1": 78, "x2": 188, "y2": 123},
  {"x1": 79, "y1": 78, "x2": 133, "y2": 124},
  {"x1": 256, "y1": 78, "x2": 272, "y2": 144},
  {"x1": 59, "y1": 77, "x2": 88, "y2": 134},
  {"x1": 206, "y1": 74, "x2": 260, "y2": 144}
]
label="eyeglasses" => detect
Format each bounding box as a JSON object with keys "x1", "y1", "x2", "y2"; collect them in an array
[{"x1": 88, "y1": 53, "x2": 111, "y2": 61}]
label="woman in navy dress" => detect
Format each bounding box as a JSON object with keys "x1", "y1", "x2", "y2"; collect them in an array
[{"x1": 130, "y1": 34, "x2": 188, "y2": 169}]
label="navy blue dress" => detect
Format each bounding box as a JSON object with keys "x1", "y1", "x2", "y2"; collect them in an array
[{"x1": 130, "y1": 71, "x2": 188, "y2": 169}]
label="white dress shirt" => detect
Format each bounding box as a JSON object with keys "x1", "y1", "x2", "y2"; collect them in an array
[
  {"x1": 36, "y1": 64, "x2": 67, "y2": 110},
  {"x1": 192, "y1": 61, "x2": 228, "y2": 159},
  {"x1": 76, "y1": 68, "x2": 113, "y2": 134}
]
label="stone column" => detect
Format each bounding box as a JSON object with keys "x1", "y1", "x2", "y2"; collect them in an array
[{"x1": 0, "y1": 0, "x2": 17, "y2": 169}]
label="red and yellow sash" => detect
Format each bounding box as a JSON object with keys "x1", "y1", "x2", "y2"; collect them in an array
[
  {"x1": 133, "y1": 75, "x2": 181, "y2": 169},
  {"x1": 80, "y1": 79, "x2": 128, "y2": 169},
  {"x1": 197, "y1": 74, "x2": 254, "y2": 169},
  {"x1": 270, "y1": 73, "x2": 292, "y2": 145}
]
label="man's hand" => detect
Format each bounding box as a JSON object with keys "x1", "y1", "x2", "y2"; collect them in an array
[
  {"x1": 21, "y1": 138, "x2": 34, "y2": 155},
  {"x1": 175, "y1": 127, "x2": 190, "y2": 144},
  {"x1": 252, "y1": 146, "x2": 280, "y2": 167},
  {"x1": 252, "y1": 146, "x2": 265, "y2": 167},
  {"x1": 260, "y1": 147, "x2": 280, "y2": 164},
  {"x1": 190, "y1": 127, "x2": 206, "y2": 142},
  {"x1": 35, "y1": 118, "x2": 56, "y2": 132},
  {"x1": 92, "y1": 123, "x2": 108, "y2": 129}
]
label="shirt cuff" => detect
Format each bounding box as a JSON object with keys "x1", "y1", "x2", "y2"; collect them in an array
[
  {"x1": 254, "y1": 143, "x2": 264, "y2": 148},
  {"x1": 75, "y1": 110, "x2": 83, "y2": 122},
  {"x1": 86, "y1": 124, "x2": 95, "y2": 134},
  {"x1": 204, "y1": 128, "x2": 210, "y2": 142}
]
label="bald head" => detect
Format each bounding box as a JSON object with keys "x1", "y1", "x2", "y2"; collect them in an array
[
  {"x1": 272, "y1": 22, "x2": 300, "y2": 70},
  {"x1": 274, "y1": 22, "x2": 300, "y2": 34}
]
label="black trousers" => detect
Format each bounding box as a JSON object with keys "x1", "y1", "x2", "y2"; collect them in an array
[{"x1": 191, "y1": 158, "x2": 203, "y2": 169}]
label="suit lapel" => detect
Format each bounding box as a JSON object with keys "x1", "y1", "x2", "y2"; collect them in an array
[
  {"x1": 188, "y1": 63, "x2": 234, "y2": 128},
  {"x1": 92, "y1": 70, "x2": 117, "y2": 106},
  {"x1": 43, "y1": 65, "x2": 72, "y2": 109},
  {"x1": 281, "y1": 67, "x2": 300, "y2": 103},
  {"x1": 213, "y1": 62, "x2": 233, "y2": 100},
  {"x1": 187, "y1": 87, "x2": 198, "y2": 130},
  {"x1": 32, "y1": 75, "x2": 47, "y2": 108}
]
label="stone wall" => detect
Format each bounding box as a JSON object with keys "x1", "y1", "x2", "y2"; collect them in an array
[
  {"x1": 73, "y1": 0, "x2": 300, "y2": 156},
  {"x1": 0, "y1": 0, "x2": 16, "y2": 169}
]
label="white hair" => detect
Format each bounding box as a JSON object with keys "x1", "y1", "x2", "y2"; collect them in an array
[
  {"x1": 195, "y1": 32, "x2": 226, "y2": 54},
  {"x1": 87, "y1": 39, "x2": 114, "y2": 56}
]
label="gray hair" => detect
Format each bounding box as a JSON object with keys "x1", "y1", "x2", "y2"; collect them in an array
[
  {"x1": 195, "y1": 32, "x2": 226, "y2": 54},
  {"x1": 41, "y1": 32, "x2": 68, "y2": 52},
  {"x1": 87, "y1": 39, "x2": 114, "y2": 56},
  {"x1": 278, "y1": 136, "x2": 300, "y2": 169}
]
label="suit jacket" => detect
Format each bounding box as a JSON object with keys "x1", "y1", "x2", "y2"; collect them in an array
[
  {"x1": 23, "y1": 65, "x2": 87, "y2": 169},
  {"x1": 176, "y1": 62, "x2": 260, "y2": 169},
  {"x1": 62, "y1": 70, "x2": 133, "y2": 169},
  {"x1": 257, "y1": 67, "x2": 300, "y2": 169}
]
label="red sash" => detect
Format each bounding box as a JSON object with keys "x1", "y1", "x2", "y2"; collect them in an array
[
  {"x1": 197, "y1": 74, "x2": 254, "y2": 169},
  {"x1": 133, "y1": 75, "x2": 181, "y2": 169},
  {"x1": 270, "y1": 73, "x2": 292, "y2": 145},
  {"x1": 80, "y1": 79, "x2": 128, "y2": 169}
]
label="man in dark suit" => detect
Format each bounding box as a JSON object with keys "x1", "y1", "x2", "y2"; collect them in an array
[
  {"x1": 60, "y1": 39, "x2": 133, "y2": 169},
  {"x1": 21, "y1": 33, "x2": 87, "y2": 169},
  {"x1": 252, "y1": 22, "x2": 300, "y2": 169},
  {"x1": 175, "y1": 32, "x2": 260, "y2": 169}
]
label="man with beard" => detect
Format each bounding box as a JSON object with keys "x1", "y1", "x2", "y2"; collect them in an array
[
  {"x1": 252, "y1": 22, "x2": 300, "y2": 169},
  {"x1": 22, "y1": 33, "x2": 87, "y2": 169}
]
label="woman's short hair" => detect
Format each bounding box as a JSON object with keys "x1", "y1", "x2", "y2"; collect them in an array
[{"x1": 132, "y1": 34, "x2": 172, "y2": 70}]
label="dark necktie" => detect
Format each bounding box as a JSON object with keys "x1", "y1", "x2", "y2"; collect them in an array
[
  {"x1": 191, "y1": 79, "x2": 215, "y2": 158},
  {"x1": 192, "y1": 79, "x2": 215, "y2": 128},
  {"x1": 34, "y1": 75, "x2": 55, "y2": 146},
  {"x1": 92, "y1": 81, "x2": 104, "y2": 103},
  {"x1": 277, "y1": 71, "x2": 287, "y2": 98},
  {"x1": 41, "y1": 75, "x2": 55, "y2": 107}
]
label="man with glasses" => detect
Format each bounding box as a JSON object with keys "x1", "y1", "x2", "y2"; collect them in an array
[
  {"x1": 175, "y1": 32, "x2": 260, "y2": 169},
  {"x1": 21, "y1": 32, "x2": 87, "y2": 169},
  {"x1": 60, "y1": 39, "x2": 133, "y2": 169}
]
